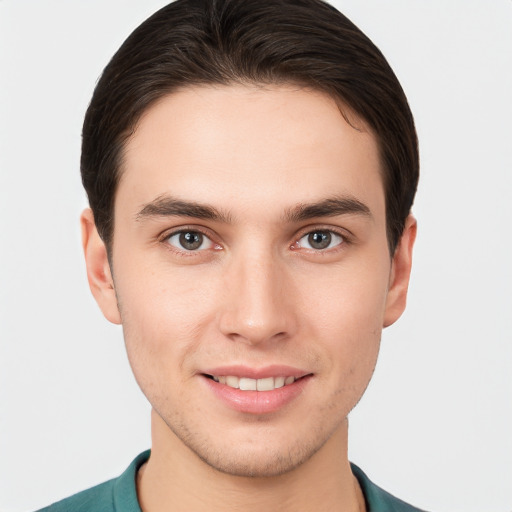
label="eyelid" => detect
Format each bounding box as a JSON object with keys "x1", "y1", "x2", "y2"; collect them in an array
[
  {"x1": 291, "y1": 225, "x2": 353, "y2": 251},
  {"x1": 295, "y1": 224, "x2": 352, "y2": 241},
  {"x1": 159, "y1": 225, "x2": 222, "y2": 253},
  {"x1": 167, "y1": 232, "x2": 213, "y2": 251},
  {"x1": 157, "y1": 223, "x2": 352, "y2": 254}
]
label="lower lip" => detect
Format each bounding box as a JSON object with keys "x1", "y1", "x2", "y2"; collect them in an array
[{"x1": 202, "y1": 375, "x2": 312, "y2": 414}]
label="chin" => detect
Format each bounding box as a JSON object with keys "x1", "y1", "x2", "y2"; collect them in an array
[
  {"x1": 194, "y1": 441, "x2": 319, "y2": 478},
  {"x1": 171, "y1": 417, "x2": 334, "y2": 478}
]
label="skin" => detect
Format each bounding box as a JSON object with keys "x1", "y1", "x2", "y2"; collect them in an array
[{"x1": 82, "y1": 84, "x2": 416, "y2": 512}]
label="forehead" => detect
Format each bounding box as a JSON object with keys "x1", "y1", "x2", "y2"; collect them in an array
[{"x1": 118, "y1": 84, "x2": 384, "y2": 221}]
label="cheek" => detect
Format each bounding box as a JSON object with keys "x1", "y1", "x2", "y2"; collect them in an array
[
  {"x1": 299, "y1": 259, "x2": 389, "y2": 374},
  {"x1": 117, "y1": 255, "x2": 219, "y2": 324},
  {"x1": 115, "y1": 262, "x2": 222, "y2": 381},
  {"x1": 304, "y1": 261, "x2": 389, "y2": 334}
]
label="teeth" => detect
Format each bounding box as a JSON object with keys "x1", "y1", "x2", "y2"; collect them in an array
[
  {"x1": 274, "y1": 376, "x2": 285, "y2": 389},
  {"x1": 212, "y1": 375, "x2": 297, "y2": 391},
  {"x1": 256, "y1": 377, "x2": 274, "y2": 391},
  {"x1": 225, "y1": 376, "x2": 239, "y2": 388},
  {"x1": 239, "y1": 377, "x2": 257, "y2": 391}
]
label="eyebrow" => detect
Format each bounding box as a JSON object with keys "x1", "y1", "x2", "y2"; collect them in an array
[
  {"x1": 135, "y1": 195, "x2": 232, "y2": 223},
  {"x1": 284, "y1": 196, "x2": 372, "y2": 222},
  {"x1": 135, "y1": 194, "x2": 371, "y2": 224}
]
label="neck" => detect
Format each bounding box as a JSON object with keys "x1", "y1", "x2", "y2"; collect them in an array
[{"x1": 137, "y1": 409, "x2": 365, "y2": 512}]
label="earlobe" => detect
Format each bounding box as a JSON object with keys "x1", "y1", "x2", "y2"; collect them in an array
[
  {"x1": 81, "y1": 208, "x2": 121, "y2": 325},
  {"x1": 383, "y1": 214, "x2": 417, "y2": 328}
]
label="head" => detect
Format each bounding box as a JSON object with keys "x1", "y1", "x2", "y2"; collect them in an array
[
  {"x1": 81, "y1": 0, "x2": 418, "y2": 257},
  {"x1": 81, "y1": 0, "x2": 418, "y2": 478}
]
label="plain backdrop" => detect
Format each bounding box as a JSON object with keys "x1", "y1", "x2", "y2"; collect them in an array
[{"x1": 1, "y1": 1, "x2": 511, "y2": 511}]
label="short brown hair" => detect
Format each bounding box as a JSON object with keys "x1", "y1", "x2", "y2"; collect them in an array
[{"x1": 81, "y1": 0, "x2": 419, "y2": 253}]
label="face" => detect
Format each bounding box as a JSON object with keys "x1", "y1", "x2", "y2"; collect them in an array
[{"x1": 83, "y1": 84, "x2": 415, "y2": 477}]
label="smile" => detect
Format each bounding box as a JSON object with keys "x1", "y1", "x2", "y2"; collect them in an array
[
  {"x1": 208, "y1": 375, "x2": 296, "y2": 391},
  {"x1": 202, "y1": 369, "x2": 312, "y2": 414}
]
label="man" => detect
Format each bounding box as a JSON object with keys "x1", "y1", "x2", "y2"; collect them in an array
[{"x1": 39, "y1": 0, "x2": 422, "y2": 510}]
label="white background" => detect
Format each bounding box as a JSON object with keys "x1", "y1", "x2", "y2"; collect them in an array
[{"x1": 1, "y1": 1, "x2": 511, "y2": 511}]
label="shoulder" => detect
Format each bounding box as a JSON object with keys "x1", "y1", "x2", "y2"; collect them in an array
[
  {"x1": 34, "y1": 451, "x2": 150, "y2": 512},
  {"x1": 351, "y1": 463, "x2": 429, "y2": 512},
  {"x1": 35, "y1": 479, "x2": 116, "y2": 512}
]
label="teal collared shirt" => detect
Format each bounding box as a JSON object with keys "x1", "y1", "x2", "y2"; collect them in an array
[{"x1": 37, "y1": 451, "x2": 427, "y2": 511}]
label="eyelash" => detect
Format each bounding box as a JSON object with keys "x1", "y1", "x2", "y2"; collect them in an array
[
  {"x1": 292, "y1": 228, "x2": 348, "y2": 252},
  {"x1": 159, "y1": 225, "x2": 352, "y2": 256},
  {"x1": 160, "y1": 226, "x2": 220, "y2": 256}
]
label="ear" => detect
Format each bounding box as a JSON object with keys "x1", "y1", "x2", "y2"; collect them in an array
[
  {"x1": 383, "y1": 214, "x2": 417, "y2": 328},
  {"x1": 81, "y1": 208, "x2": 121, "y2": 325}
]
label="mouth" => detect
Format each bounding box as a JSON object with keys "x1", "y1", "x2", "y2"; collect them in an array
[
  {"x1": 203, "y1": 374, "x2": 302, "y2": 391},
  {"x1": 200, "y1": 365, "x2": 312, "y2": 413}
]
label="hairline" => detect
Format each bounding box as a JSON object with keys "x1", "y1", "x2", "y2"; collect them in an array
[{"x1": 105, "y1": 80, "x2": 392, "y2": 258}]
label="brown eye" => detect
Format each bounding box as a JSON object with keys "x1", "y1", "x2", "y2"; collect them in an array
[
  {"x1": 167, "y1": 231, "x2": 212, "y2": 251},
  {"x1": 298, "y1": 230, "x2": 343, "y2": 250}
]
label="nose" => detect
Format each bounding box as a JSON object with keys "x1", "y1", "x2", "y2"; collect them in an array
[{"x1": 218, "y1": 250, "x2": 297, "y2": 346}]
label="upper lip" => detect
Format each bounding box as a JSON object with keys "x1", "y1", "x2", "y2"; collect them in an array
[{"x1": 201, "y1": 365, "x2": 310, "y2": 379}]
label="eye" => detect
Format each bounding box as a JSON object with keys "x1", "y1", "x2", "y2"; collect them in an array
[
  {"x1": 166, "y1": 230, "x2": 214, "y2": 251},
  {"x1": 296, "y1": 230, "x2": 344, "y2": 250}
]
